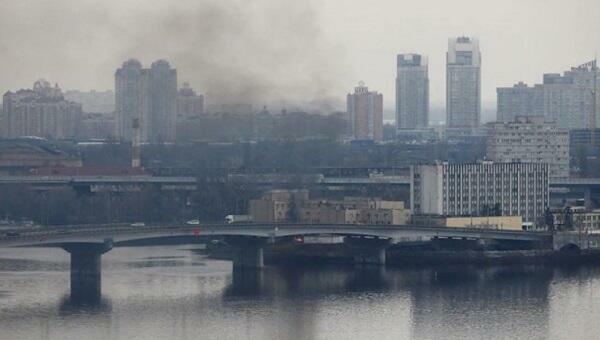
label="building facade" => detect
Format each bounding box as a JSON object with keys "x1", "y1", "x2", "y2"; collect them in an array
[
  {"x1": 446, "y1": 37, "x2": 481, "y2": 128},
  {"x1": 2, "y1": 80, "x2": 82, "y2": 140},
  {"x1": 496, "y1": 64, "x2": 599, "y2": 129},
  {"x1": 347, "y1": 82, "x2": 383, "y2": 142},
  {"x1": 248, "y1": 189, "x2": 410, "y2": 225},
  {"x1": 177, "y1": 82, "x2": 204, "y2": 121},
  {"x1": 411, "y1": 161, "x2": 549, "y2": 222},
  {"x1": 486, "y1": 116, "x2": 570, "y2": 179},
  {"x1": 496, "y1": 82, "x2": 544, "y2": 122},
  {"x1": 396, "y1": 54, "x2": 429, "y2": 130},
  {"x1": 115, "y1": 59, "x2": 177, "y2": 143}
]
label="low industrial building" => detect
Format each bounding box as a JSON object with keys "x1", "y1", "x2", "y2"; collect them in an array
[
  {"x1": 0, "y1": 137, "x2": 82, "y2": 174},
  {"x1": 248, "y1": 190, "x2": 410, "y2": 225},
  {"x1": 412, "y1": 215, "x2": 524, "y2": 231}
]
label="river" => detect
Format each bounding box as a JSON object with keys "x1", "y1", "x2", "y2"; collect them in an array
[{"x1": 1, "y1": 245, "x2": 600, "y2": 340}]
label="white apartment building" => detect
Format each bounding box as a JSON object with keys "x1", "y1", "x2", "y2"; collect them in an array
[{"x1": 486, "y1": 116, "x2": 570, "y2": 179}]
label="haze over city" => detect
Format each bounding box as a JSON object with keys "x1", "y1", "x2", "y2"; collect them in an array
[
  {"x1": 3, "y1": 1, "x2": 600, "y2": 340},
  {"x1": 1, "y1": 0, "x2": 599, "y2": 112}
]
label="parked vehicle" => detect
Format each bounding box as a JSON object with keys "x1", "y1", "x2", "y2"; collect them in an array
[
  {"x1": 186, "y1": 219, "x2": 201, "y2": 225},
  {"x1": 130, "y1": 222, "x2": 146, "y2": 227},
  {"x1": 224, "y1": 215, "x2": 253, "y2": 224},
  {"x1": 5, "y1": 231, "x2": 20, "y2": 237}
]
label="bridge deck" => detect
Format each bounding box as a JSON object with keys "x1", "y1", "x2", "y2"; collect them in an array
[{"x1": 0, "y1": 223, "x2": 551, "y2": 248}]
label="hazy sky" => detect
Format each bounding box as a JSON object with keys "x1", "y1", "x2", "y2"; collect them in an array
[{"x1": 1, "y1": 0, "x2": 599, "y2": 111}]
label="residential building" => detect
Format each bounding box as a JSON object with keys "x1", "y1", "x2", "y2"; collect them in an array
[
  {"x1": 446, "y1": 37, "x2": 481, "y2": 128},
  {"x1": 496, "y1": 63, "x2": 599, "y2": 129},
  {"x1": 2, "y1": 80, "x2": 82, "y2": 140},
  {"x1": 411, "y1": 161, "x2": 549, "y2": 222},
  {"x1": 347, "y1": 82, "x2": 383, "y2": 142},
  {"x1": 177, "y1": 83, "x2": 204, "y2": 121},
  {"x1": 486, "y1": 116, "x2": 570, "y2": 179},
  {"x1": 396, "y1": 54, "x2": 429, "y2": 130},
  {"x1": 496, "y1": 82, "x2": 544, "y2": 122},
  {"x1": 115, "y1": 59, "x2": 177, "y2": 143}
]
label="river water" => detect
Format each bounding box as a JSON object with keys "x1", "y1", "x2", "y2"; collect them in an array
[{"x1": 1, "y1": 245, "x2": 600, "y2": 340}]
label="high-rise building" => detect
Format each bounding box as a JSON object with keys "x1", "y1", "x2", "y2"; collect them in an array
[
  {"x1": 486, "y1": 116, "x2": 570, "y2": 179},
  {"x1": 411, "y1": 161, "x2": 549, "y2": 222},
  {"x1": 115, "y1": 59, "x2": 144, "y2": 142},
  {"x1": 496, "y1": 63, "x2": 599, "y2": 129},
  {"x1": 396, "y1": 54, "x2": 429, "y2": 130},
  {"x1": 446, "y1": 37, "x2": 481, "y2": 128},
  {"x1": 115, "y1": 59, "x2": 177, "y2": 143},
  {"x1": 347, "y1": 82, "x2": 383, "y2": 142},
  {"x1": 147, "y1": 60, "x2": 177, "y2": 143},
  {"x1": 177, "y1": 82, "x2": 204, "y2": 121},
  {"x1": 2, "y1": 80, "x2": 82, "y2": 140},
  {"x1": 496, "y1": 82, "x2": 544, "y2": 122}
]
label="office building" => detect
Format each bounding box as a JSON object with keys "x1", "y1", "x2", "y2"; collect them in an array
[
  {"x1": 411, "y1": 161, "x2": 549, "y2": 222},
  {"x1": 347, "y1": 82, "x2": 383, "y2": 142},
  {"x1": 446, "y1": 37, "x2": 481, "y2": 128},
  {"x1": 2, "y1": 80, "x2": 82, "y2": 140},
  {"x1": 486, "y1": 116, "x2": 570, "y2": 179},
  {"x1": 396, "y1": 54, "x2": 429, "y2": 130},
  {"x1": 115, "y1": 59, "x2": 177, "y2": 143}
]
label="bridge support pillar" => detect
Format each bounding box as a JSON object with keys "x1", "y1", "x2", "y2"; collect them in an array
[
  {"x1": 62, "y1": 240, "x2": 113, "y2": 303},
  {"x1": 226, "y1": 236, "x2": 267, "y2": 270},
  {"x1": 345, "y1": 236, "x2": 391, "y2": 266}
]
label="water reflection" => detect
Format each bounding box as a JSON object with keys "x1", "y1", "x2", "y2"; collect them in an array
[
  {"x1": 59, "y1": 294, "x2": 112, "y2": 315},
  {"x1": 2, "y1": 246, "x2": 600, "y2": 340}
]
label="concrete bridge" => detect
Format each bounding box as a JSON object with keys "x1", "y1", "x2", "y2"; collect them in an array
[{"x1": 0, "y1": 223, "x2": 551, "y2": 302}]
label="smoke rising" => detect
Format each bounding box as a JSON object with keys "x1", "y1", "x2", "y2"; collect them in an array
[{"x1": 0, "y1": 0, "x2": 346, "y2": 112}]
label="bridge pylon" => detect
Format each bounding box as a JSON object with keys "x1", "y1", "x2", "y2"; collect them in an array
[{"x1": 62, "y1": 240, "x2": 113, "y2": 303}]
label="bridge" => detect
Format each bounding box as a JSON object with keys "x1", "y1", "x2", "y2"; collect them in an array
[{"x1": 0, "y1": 223, "x2": 551, "y2": 302}]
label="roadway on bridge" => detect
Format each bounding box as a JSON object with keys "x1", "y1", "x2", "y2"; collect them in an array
[{"x1": 0, "y1": 223, "x2": 551, "y2": 248}]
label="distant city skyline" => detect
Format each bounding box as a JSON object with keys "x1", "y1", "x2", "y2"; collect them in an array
[{"x1": 0, "y1": 0, "x2": 599, "y2": 112}]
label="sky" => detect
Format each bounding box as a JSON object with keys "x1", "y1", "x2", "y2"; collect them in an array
[{"x1": 0, "y1": 0, "x2": 599, "y2": 112}]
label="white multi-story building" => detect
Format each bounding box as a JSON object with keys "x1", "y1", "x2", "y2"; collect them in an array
[
  {"x1": 396, "y1": 54, "x2": 429, "y2": 131},
  {"x1": 496, "y1": 63, "x2": 599, "y2": 129},
  {"x1": 2, "y1": 80, "x2": 82, "y2": 140},
  {"x1": 411, "y1": 161, "x2": 549, "y2": 222},
  {"x1": 486, "y1": 116, "x2": 570, "y2": 179},
  {"x1": 446, "y1": 37, "x2": 481, "y2": 128}
]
